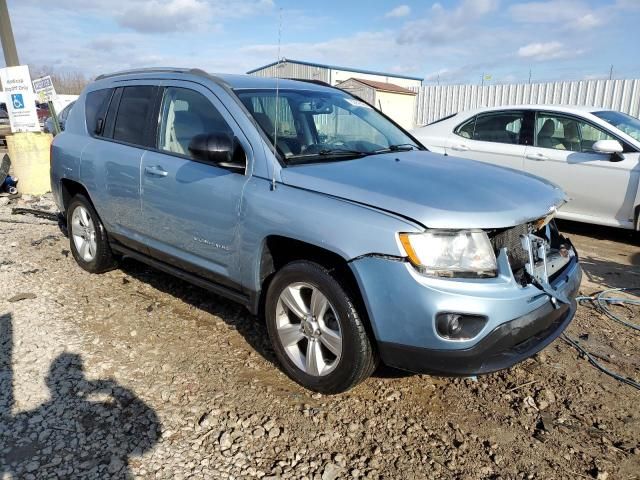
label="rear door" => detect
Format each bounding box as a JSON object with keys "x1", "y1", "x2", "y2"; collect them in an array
[
  {"x1": 80, "y1": 85, "x2": 159, "y2": 243},
  {"x1": 445, "y1": 110, "x2": 529, "y2": 171},
  {"x1": 139, "y1": 81, "x2": 251, "y2": 287},
  {"x1": 524, "y1": 111, "x2": 640, "y2": 227}
]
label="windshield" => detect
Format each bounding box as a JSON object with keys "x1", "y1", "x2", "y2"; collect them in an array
[
  {"x1": 592, "y1": 110, "x2": 640, "y2": 143},
  {"x1": 235, "y1": 88, "x2": 420, "y2": 164}
]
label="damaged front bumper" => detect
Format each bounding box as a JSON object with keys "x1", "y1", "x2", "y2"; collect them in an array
[{"x1": 349, "y1": 220, "x2": 582, "y2": 376}]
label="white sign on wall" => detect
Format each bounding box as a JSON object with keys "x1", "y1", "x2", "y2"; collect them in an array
[
  {"x1": 33, "y1": 75, "x2": 57, "y2": 103},
  {"x1": 0, "y1": 65, "x2": 41, "y2": 133}
]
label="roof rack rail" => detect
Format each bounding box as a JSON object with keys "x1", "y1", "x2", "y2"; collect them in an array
[
  {"x1": 288, "y1": 78, "x2": 332, "y2": 87},
  {"x1": 94, "y1": 67, "x2": 191, "y2": 81}
]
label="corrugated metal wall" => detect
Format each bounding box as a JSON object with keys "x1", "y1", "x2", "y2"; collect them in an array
[
  {"x1": 334, "y1": 79, "x2": 376, "y2": 105},
  {"x1": 413, "y1": 79, "x2": 640, "y2": 126},
  {"x1": 250, "y1": 62, "x2": 330, "y2": 83}
]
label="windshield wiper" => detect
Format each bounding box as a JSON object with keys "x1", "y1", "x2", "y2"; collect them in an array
[
  {"x1": 373, "y1": 144, "x2": 420, "y2": 154},
  {"x1": 287, "y1": 148, "x2": 370, "y2": 164}
]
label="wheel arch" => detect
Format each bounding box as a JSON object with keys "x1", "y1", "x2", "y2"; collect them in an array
[
  {"x1": 59, "y1": 178, "x2": 93, "y2": 214},
  {"x1": 256, "y1": 235, "x2": 377, "y2": 342}
]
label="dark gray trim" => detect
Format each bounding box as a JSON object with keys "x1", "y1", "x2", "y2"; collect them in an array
[{"x1": 109, "y1": 237, "x2": 257, "y2": 311}]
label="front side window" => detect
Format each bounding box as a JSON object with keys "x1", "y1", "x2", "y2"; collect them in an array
[
  {"x1": 472, "y1": 112, "x2": 524, "y2": 145},
  {"x1": 536, "y1": 113, "x2": 616, "y2": 152},
  {"x1": 113, "y1": 86, "x2": 156, "y2": 146},
  {"x1": 158, "y1": 87, "x2": 233, "y2": 158},
  {"x1": 236, "y1": 89, "x2": 419, "y2": 163}
]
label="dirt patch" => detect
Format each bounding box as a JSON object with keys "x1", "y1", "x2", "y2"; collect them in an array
[{"x1": 0, "y1": 198, "x2": 638, "y2": 479}]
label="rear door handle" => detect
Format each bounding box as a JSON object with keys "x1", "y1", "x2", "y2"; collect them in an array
[
  {"x1": 144, "y1": 165, "x2": 168, "y2": 177},
  {"x1": 526, "y1": 153, "x2": 548, "y2": 161},
  {"x1": 450, "y1": 144, "x2": 469, "y2": 151}
]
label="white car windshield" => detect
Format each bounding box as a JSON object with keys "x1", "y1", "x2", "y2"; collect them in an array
[
  {"x1": 236, "y1": 89, "x2": 420, "y2": 164},
  {"x1": 593, "y1": 110, "x2": 640, "y2": 143}
]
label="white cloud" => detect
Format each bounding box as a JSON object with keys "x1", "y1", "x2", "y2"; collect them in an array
[
  {"x1": 510, "y1": 0, "x2": 606, "y2": 30},
  {"x1": 385, "y1": 5, "x2": 411, "y2": 18},
  {"x1": 116, "y1": 0, "x2": 213, "y2": 33},
  {"x1": 571, "y1": 13, "x2": 602, "y2": 29},
  {"x1": 15, "y1": 0, "x2": 274, "y2": 34},
  {"x1": 517, "y1": 41, "x2": 577, "y2": 60},
  {"x1": 398, "y1": 0, "x2": 499, "y2": 44}
]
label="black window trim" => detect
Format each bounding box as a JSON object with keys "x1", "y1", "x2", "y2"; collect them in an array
[{"x1": 533, "y1": 110, "x2": 638, "y2": 153}]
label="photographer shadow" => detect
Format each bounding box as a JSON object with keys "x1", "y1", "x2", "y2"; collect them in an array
[{"x1": 0, "y1": 313, "x2": 160, "y2": 479}]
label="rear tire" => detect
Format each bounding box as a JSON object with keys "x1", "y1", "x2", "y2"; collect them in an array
[
  {"x1": 265, "y1": 260, "x2": 377, "y2": 393},
  {"x1": 67, "y1": 194, "x2": 117, "y2": 273}
]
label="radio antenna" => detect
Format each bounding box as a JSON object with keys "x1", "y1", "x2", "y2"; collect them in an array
[{"x1": 270, "y1": 7, "x2": 283, "y2": 191}]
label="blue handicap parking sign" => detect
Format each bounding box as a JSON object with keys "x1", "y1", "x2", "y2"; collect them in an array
[{"x1": 11, "y1": 94, "x2": 24, "y2": 109}]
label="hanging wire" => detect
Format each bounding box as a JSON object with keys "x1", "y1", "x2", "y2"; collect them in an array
[{"x1": 564, "y1": 288, "x2": 639, "y2": 391}]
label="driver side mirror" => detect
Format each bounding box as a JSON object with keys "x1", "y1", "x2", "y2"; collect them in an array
[
  {"x1": 188, "y1": 133, "x2": 246, "y2": 171},
  {"x1": 592, "y1": 139, "x2": 624, "y2": 162}
]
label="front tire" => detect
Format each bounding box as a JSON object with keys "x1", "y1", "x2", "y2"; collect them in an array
[
  {"x1": 265, "y1": 261, "x2": 377, "y2": 393},
  {"x1": 67, "y1": 194, "x2": 117, "y2": 273}
]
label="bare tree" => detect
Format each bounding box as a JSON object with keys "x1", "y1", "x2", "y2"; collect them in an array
[{"x1": 29, "y1": 65, "x2": 91, "y2": 95}]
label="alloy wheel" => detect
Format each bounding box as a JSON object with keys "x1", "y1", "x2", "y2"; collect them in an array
[
  {"x1": 275, "y1": 282, "x2": 343, "y2": 377},
  {"x1": 71, "y1": 206, "x2": 97, "y2": 262}
]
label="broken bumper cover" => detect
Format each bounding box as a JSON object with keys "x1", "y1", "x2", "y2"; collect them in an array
[
  {"x1": 350, "y1": 252, "x2": 581, "y2": 376},
  {"x1": 378, "y1": 295, "x2": 576, "y2": 376}
]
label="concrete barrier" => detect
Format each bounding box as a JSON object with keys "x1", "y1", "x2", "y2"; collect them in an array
[{"x1": 5, "y1": 132, "x2": 53, "y2": 195}]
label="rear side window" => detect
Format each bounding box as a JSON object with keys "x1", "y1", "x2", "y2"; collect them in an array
[
  {"x1": 85, "y1": 89, "x2": 113, "y2": 135},
  {"x1": 473, "y1": 112, "x2": 524, "y2": 145},
  {"x1": 113, "y1": 86, "x2": 157, "y2": 146}
]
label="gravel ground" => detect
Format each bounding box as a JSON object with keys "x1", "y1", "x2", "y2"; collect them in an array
[{"x1": 0, "y1": 194, "x2": 638, "y2": 480}]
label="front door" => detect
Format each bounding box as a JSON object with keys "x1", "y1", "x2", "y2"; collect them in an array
[
  {"x1": 525, "y1": 111, "x2": 640, "y2": 227},
  {"x1": 139, "y1": 83, "x2": 251, "y2": 286}
]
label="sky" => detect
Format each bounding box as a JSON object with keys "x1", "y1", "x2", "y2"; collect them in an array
[{"x1": 2, "y1": 0, "x2": 639, "y2": 85}]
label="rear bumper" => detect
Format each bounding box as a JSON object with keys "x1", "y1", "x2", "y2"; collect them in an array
[{"x1": 378, "y1": 296, "x2": 575, "y2": 375}]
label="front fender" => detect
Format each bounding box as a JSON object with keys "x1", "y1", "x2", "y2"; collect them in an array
[{"x1": 238, "y1": 177, "x2": 421, "y2": 291}]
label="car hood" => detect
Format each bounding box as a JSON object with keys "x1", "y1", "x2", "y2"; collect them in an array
[{"x1": 280, "y1": 151, "x2": 567, "y2": 229}]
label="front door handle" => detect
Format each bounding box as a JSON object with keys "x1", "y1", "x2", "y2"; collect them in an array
[
  {"x1": 144, "y1": 165, "x2": 168, "y2": 177},
  {"x1": 450, "y1": 144, "x2": 469, "y2": 151},
  {"x1": 526, "y1": 153, "x2": 548, "y2": 161}
]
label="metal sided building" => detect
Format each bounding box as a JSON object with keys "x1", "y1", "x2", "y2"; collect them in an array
[{"x1": 247, "y1": 58, "x2": 423, "y2": 89}]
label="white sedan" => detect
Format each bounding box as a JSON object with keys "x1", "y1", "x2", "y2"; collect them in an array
[{"x1": 412, "y1": 105, "x2": 640, "y2": 230}]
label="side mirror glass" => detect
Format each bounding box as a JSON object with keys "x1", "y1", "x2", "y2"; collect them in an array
[{"x1": 188, "y1": 133, "x2": 246, "y2": 171}]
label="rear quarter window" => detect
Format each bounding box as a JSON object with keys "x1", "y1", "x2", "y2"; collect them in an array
[
  {"x1": 454, "y1": 116, "x2": 476, "y2": 139},
  {"x1": 85, "y1": 88, "x2": 113, "y2": 135}
]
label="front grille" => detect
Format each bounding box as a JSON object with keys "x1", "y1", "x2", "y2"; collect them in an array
[{"x1": 490, "y1": 223, "x2": 530, "y2": 271}]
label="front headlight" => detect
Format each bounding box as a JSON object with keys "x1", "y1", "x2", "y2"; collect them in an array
[{"x1": 398, "y1": 230, "x2": 497, "y2": 278}]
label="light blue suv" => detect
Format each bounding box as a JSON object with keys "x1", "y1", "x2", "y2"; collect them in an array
[{"x1": 50, "y1": 68, "x2": 582, "y2": 393}]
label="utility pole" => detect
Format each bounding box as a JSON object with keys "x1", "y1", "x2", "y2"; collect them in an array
[
  {"x1": 0, "y1": 0, "x2": 19, "y2": 67},
  {"x1": 528, "y1": 68, "x2": 532, "y2": 84},
  {"x1": 609, "y1": 65, "x2": 613, "y2": 80}
]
